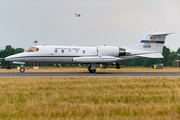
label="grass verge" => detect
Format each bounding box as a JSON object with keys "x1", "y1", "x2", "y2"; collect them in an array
[{"x1": 0, "y1": 77, "x2": 180, "y2": 119}]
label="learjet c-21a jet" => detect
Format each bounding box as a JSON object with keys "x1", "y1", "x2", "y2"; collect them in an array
[{"x1": 5, "y1": 31, "x2": 173, "y2": 73}]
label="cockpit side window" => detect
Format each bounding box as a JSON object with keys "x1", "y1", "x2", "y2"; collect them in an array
[{"x1": 26, "y1": 47, "x2": 39, "y2": 52}]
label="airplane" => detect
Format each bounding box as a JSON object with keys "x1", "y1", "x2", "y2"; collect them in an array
[{"x1": 5, "y1": 31, "x2": 173, "y2": 73}]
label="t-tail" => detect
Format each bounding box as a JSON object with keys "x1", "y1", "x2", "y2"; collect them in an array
[{"x1": 123, "y1": 31, "x2": 174, "y2": 58}]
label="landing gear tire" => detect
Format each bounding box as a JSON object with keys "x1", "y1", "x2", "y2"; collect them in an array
[
  {"x1": 89, "y1": 69, "x2": 96, "y2": 73},
  {"x1": 20, "y1": 67, "x2": 25, "y2": 73},
  {"x1": 88, "y1": 63, "x2": 96, "y2": 73}
]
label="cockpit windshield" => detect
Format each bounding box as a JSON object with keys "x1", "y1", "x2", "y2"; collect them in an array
[{"x1": 26, "y1": 47, "x2": 39, "y2": 52}]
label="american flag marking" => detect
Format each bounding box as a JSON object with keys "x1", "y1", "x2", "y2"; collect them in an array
[{"x1": 150, "y1": 37, "x2": 156, "y2": 40}]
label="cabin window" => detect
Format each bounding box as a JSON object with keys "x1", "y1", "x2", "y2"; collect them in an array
[
  {"x1": 61, "y1": 50, "x2": 64, "y2": 53},
  {"x1": 55, "y1": 49, "x2": 58, "y2": 53},
  {"x1": 26, "y1": 47, "x2": 39, "y2": 52},
  {"x1": 82, "y1": 50, "x2": 85, "y2": 54}
]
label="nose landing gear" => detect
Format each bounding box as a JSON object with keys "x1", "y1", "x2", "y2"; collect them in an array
[{"x1": 20, "y1": 65, "x2": 25, "y2": 73}]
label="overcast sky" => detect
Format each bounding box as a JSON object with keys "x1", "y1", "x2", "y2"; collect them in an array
[{"x1": 0, "y1": 0, "x2": 180, "y2": 51}]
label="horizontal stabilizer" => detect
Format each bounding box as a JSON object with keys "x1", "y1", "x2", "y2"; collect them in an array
[
  {"x1": 151, "y1": 32, "x2": 174, "y2": 36},
  {"x1": 136, "y1": 53, "x2": 163, "y2": 58},
  {"x1": 73, "y1": 56, "x2": 121, "y2": 63}
]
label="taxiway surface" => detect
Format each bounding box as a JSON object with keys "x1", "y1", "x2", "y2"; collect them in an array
[{"x1": 0, "y1": 72, "x2": 180, "y2": 77}]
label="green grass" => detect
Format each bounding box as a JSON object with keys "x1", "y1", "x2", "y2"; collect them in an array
[{"x1": 0, "y1": 77, "x2": 180, "y2": 119}]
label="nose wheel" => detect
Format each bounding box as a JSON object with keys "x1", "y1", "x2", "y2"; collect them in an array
[{"x1": 20, "y1": 67, "x2": 25, "y2": 73}]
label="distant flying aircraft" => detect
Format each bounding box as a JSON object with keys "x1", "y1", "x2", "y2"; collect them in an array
[
  {"x1": 5, "y1": 31, "x2": 173, "y2": 73},
  {"x1": 75, "y1": 13, "x2": 83, "y2": 17}
]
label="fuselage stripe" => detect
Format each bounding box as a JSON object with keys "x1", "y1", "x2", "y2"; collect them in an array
[
  {"x1": 7, "y1": 56, "x2": 95, "y2": 59},
  {"x1": 140, "y1": 40, "x2": 164, "y2": 44}
]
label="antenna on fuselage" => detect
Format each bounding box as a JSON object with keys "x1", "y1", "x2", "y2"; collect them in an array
[
  {"x1": 64, "y1": 40, "x2": 67, "y2": 46},
  {"x1": 34, "y1": 40, "x2": 38, "y2": 46}
]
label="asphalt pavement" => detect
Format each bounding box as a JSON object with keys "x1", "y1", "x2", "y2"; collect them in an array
[{"x1": 0, "y1": 72, "x2": 180, "y2": 77}]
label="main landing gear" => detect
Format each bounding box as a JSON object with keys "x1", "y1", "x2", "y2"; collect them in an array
[
  {"x1": 88, "y1": 63, "x2": 96, "y2": 73},
  {"x1": 20, "y1": 65, "x2": 25, "y2": 73}
]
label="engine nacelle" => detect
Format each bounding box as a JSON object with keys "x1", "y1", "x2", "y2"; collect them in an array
[{"x1": 97, "y1": 46, "x2": 127, "y2": 56}]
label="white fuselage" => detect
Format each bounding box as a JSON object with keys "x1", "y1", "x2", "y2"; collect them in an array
[
  {"x1": 5, "y1": 44, "x2": 163, "y2": 64},
  {"x1": 5, "y1": 45, "x2": 124, "y2": 64}
]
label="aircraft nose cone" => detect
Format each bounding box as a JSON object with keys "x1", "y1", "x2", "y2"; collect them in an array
[
  {"x1": 5, "y1": 57, "x2": 9, "y2": 61},
  {"x1": 5, "y1": 55, "x2": 16, "y2": 61},
  {"x1": 5, "y1": 53, "x2": 24, "y2": 62}
]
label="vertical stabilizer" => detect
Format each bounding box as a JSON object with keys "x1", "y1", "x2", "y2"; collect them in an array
[{"x1": 133, "y1": 31, "x2": 173, "y2": 52}]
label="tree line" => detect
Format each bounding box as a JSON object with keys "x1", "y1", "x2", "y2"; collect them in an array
[{"x1": 0, "y1": 45, "x2": 179, "y2": 68}]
